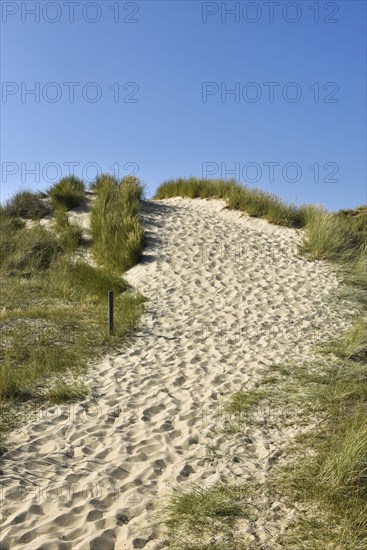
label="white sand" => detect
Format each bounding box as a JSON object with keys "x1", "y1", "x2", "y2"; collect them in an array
[{"x1": 0, "y1": 197, "x2": 354, "y2": 549}]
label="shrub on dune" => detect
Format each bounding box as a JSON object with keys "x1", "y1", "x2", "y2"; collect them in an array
[{"x1": 1, "y1": 189, "x2": 50, "y2": 219}]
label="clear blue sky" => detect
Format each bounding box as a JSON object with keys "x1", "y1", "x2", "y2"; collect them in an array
[{"x1": 1, "y1": 0, "x2": 366, "y2": 210}]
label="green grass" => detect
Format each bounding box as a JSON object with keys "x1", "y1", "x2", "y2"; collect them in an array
[
  {"x1": 158, "y1": 483, "x2": 250, "y2": 549},
  {"x1": 89, "y1": 173, "x2": 119, "y2": 192},
  {"x1": 48, "y1": 176, "x2": 86, "y2": 209},
  {"x1": 0, "y1": 178, "x2": 145, "y2": 443},
  {"x1": 326, "y1": 318, "x2": 367, "y2": 361},
  {"x1": 48, "y1": 260, "x2": 129, "y2": 301},
  {"x1": 54, "y1": 207, "x2": 83, "y2": 257},
  {"x1": 299, "y1": 208, "x2": 365, "y2": 261},
  {"x1": 0, "y1": 222, "x2": 61, "y2": 275},
  {"x1": 90, "y1": 175, "x2": 145, "y2": 272},
  {"x1": 45, "y1": 381, "x2": 89, "y2": 404},
  {"x1": 0, "y1": 189, "x2": 51, "y2": 219},
  {"x1": 225, "y1": 389, "x2": 266, "y2": 416}
]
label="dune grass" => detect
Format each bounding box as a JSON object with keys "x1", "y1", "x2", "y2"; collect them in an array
[
  {"x1": 0, "y1": 189, "x2": 51, "y2": 219},
  {"x1": 0, "y1": 176, "x2": 145, "y2": 443},
  {"x1": 90, "y1": 175, "x2": 145, "y2": 272},
  {"x1": 47, "y1": 176, "x2": 86, "y2": 210},
  {"x1": 158, "y1": 483, "x2": 251, "y2": 549}
]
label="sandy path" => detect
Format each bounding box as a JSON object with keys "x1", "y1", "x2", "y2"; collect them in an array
[{"x1": 0, "y1": 198, "x2": 352, "y2": 549}]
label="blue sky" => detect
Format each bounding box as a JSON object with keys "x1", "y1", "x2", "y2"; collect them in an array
[{"x1": 1, "y1": 0, "x2": 366, "y2": 210}]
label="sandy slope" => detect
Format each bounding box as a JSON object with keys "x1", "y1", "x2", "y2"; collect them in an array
[{"x1": 0, "y1": 197, "x2": 353, "y2": 549}]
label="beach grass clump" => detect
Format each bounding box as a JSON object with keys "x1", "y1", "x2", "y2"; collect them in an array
[
  {"x1": 90, "y1": 175, "x2": 145, "y2": 272},
  {"x1": 331, "y1": 318, "x2": 367, "y2": 361},
  {"x1": 1, "y1": 189, "x2": 50, "y2": 220},
  {"x1": 48, "y1": 176, "x2": 86, "y2": 210},
  {"x1": 45, "y1": 381, "x2": 89, "y2": 404},
  {"x1": 159, "y1": 483, "x2": 250, "y2": 549},
  {"x1": 89, "y1": 173, "x2": 119, "y2": 192},
  {"x1": 0, "y1": 215, "x2": 25, "y2": 267},
  {"x1": 300, "y1": 208, "x2": 365, "y2": 261},
  {"x1": 225, "y1": 389, "x2": 266, "y2": 417},
  {"x1": 1, "y1": 223, "x2": 60, "y2": 275}
]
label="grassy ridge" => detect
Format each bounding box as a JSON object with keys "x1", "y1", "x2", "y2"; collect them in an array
[
  {"x1": 154, "y1": 178, "x2": 367, "y2": 547},
  {"x1": 0, "y1": 175, "x2": 145, "y2": 443},
  {"x1": 154, "y1": 177, "x2": 305, "y2": 227}
]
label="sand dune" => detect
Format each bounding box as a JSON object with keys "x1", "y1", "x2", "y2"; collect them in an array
[{"x1": 0, "y1": 197, "x2": 351, "y2": 549}]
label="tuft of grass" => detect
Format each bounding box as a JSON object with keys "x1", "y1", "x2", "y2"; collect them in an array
[
  {"x1": 159, "y1": 483, "x2": 250, "y2": 549},
  {"x1": 1, "y1": 223, "x2": 60, "y2": 275},
  {"x1": 300, "y1": 208, "x2": 365, "y2": 261},
  {"x1": 48, "y1": 176, "x2": 85, "y2": 210},
  {"x1": 318, "y1": 410, "x2": 367, "y2": 499},
  {"x1": 331, "y1": 319, "x2": 367, "y2": 361},
  {"x1": 225, "y1": 389, "x2": 266, "y2": 416},
  {"x1": 89, "y1": 173, "x2": 119, "y2": 192},
  {"x1": 0, "y1": 215, "x2": 25, "y2": 268},
  {"x1": 90, "y1": 175, "x2": 145, "y2": 272},
  {"x1": 1, "y1": 189, "x2": 51, "y2": 219},
  {"x1": 45, "y1": 381, "x2": 89, "y2": 404}
]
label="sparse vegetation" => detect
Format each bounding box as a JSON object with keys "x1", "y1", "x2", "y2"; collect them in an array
[
  {"x1": 45, "y1": 381, "x2": 89, "y2": 404},
  {"x1": 1, "y1": 222, "x2": 60, "y2": 275},
  {"x1": 274, "y1": 319, "x2": 367, "y2": 549}
]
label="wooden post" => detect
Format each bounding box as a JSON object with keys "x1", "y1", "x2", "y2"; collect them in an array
[{"x1": 108, "y1": 290, "x2": 114, "y2": 335}]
